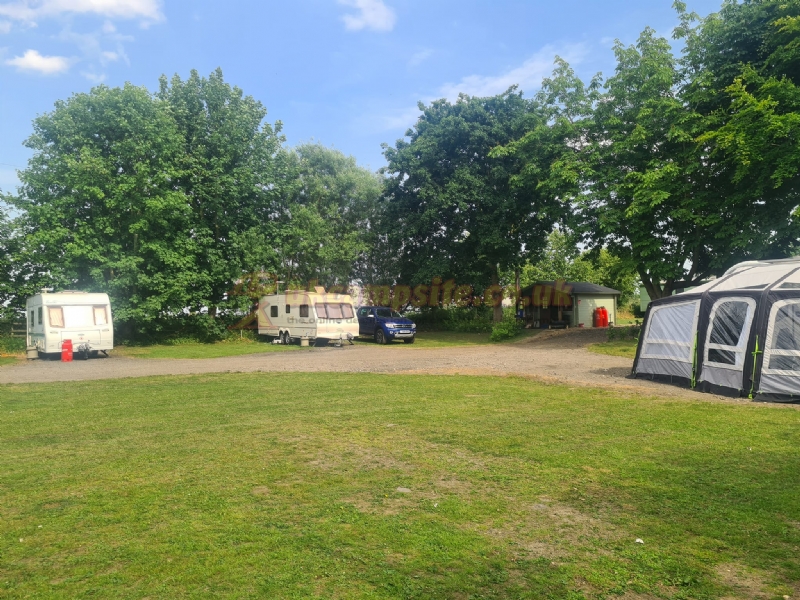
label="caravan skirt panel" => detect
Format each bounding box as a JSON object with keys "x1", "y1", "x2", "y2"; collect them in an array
[
  {"x1": 759, "y1": 372, "x2": 800, "y2": 396},
  {"x1": 635, "y1": 358, "x2": 692, "y2": 380},
  {"x1": 699, "y1": 365, "x2": 744, "y2": 393}
]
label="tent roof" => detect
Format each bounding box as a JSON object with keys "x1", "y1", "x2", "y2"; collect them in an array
[
  {"x1": 521, "y1": 281, "x2": 621, "y2": 295},
  {"x1": 683, "y1": 257, "x2": 800, "y2": 295}
]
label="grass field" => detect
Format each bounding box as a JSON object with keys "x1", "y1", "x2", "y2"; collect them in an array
[
  {"x1": 588, "y1": 339, "x2": 639, "y2": 359},
  {"x1": 2, "y1": 373, "x2": 799, "y2": 598},
  {"x1": 114, "y1": 331, "x2": 538, "y2": 359}
]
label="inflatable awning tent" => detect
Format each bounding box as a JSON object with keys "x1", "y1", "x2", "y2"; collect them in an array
[{"x1": 633, "y1": 258, "x2": 800, "y2": 402}]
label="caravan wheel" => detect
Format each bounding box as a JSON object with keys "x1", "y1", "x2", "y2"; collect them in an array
[{"x1": 282, "y1": 331, "x2": 291, "y2": 345}]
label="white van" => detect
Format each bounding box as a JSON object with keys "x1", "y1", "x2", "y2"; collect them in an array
[
  {"x1": 257, "y1": 287, "x2": 358, "y2": 345},
  {"x1": 26, "y1": 291, "x2": 114, "y2": 358}
]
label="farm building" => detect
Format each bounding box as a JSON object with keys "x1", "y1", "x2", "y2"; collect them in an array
[
  {"x1": 633, "y1": 257, "x2": 800, "y2": 401},
  {"x1": 519, "y1": 281, "x2": 621, "y2": 329}
]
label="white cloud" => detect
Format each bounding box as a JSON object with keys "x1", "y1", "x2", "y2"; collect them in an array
[
  {"x1": 438, "y1": 43, "x2": 589, "y2": 100},
  {"x1": 338, "y1": 0, "x2": 395, "y2": 32},
  {"x1": 0, "y1": 19, "x2": 10, "y2": 33},
  {"x1": 408, "y1": 48, "x2": 432, "y2": 67},
  {"x1": 0, "y1": 0, "x2": 163, "y2": 24},
  {"x1": 6, "y1": 48, "x2": 70, "y2": 74},
  {"x1": 80, "y1": 69, "x2": 104, "y2": 82}
]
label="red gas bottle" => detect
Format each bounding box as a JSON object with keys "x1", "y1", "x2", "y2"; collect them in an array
[
  {"x1": 61, "y1": 339, "x2": 73, "y2": 362},
  {"x1": 593, "y1": 308, "x2": 601, "y2": 328}
]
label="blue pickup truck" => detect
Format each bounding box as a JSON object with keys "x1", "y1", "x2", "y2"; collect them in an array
[{"x1": 356, "y1": 306, "x2": 417, "y2": 344}]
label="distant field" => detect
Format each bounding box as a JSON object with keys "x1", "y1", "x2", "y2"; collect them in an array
[{"x1": 2, "y1": 372, "x2": 799, "y2": 598}]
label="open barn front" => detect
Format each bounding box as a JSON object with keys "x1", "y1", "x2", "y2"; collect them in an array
[{"x1": 633, "y1": 258, "x2": 800, "y2": 402}]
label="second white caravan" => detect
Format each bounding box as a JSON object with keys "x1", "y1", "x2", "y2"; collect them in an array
[{"x1": 257, "y1": 287, "x2": 359, "y2": 345}]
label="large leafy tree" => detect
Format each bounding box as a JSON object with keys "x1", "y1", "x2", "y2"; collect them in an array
[
  {"x1": 381, "y1": 90, "x2": 567, "y2": 319},
  {"x1": 678, "y1": 0, "x2": 800, "y2": 239},
  {"x1": 156, "y1": 69, "x2": 288, "y2": 315},
  {"x1": 12, "y1": 84, "x2": 200, "y2": 335},
  {"x1": 276, "y1": 143, "x2": 382, "y2": 287},
  {"x1": 585, "y1": 22, "x2": 798, "y2": 301}
]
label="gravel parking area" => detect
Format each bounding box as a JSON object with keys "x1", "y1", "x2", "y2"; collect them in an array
[{"x1": 0, "y1": 329, "x2": 730, "y2": 400}]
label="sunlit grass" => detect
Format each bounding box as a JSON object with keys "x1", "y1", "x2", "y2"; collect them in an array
[{"x1": 2, "y1": 372, "x2": 799, "y2": 598}]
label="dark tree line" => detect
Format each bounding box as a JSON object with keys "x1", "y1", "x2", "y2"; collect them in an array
[{"x1": 1, "y1": 0, "x2": 798, "y2": 334}]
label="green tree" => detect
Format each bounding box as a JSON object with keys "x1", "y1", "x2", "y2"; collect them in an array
[
  {"x1": 11, "y1": 83, "x2": 200, "y2": 336},
  {"x1": 381, "y1": 90, "x2": 567, "y2": 320},
  {"x1": 275, "y1": 143, "x2": 382, "y2": 287},
  {"x1": 586, "y1": 24, "x2": 798, "y2": 301},
  {"x1": 157, "y1": 69, "x2": 288, "y2": 316},
  {"x1": 678, "y1": 0, "x2": 800, "y2": 236}
]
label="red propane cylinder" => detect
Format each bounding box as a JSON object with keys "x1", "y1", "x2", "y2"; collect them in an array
[
  {"x1": 593, "y1": 308, "x2": 601, "y2": 328},
  {"x1": 61, "y1": 339, "x2": 73, "y2": 363},
  {"x1": 600, "y1": 307, "x2": 609, "y2": 328}
]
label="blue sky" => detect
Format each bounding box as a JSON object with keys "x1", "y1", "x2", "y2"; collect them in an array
[{"x1": 0, "y1": 0, "x2": 724, "y2": 194}]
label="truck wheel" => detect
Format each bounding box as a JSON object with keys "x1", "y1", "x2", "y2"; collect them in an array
[
  {"x1": 403, "y1": 336, "x2": 415, "y2": 344},
  {"x1": 375, "y1": 329, "x2": 387, "y2": 345}
]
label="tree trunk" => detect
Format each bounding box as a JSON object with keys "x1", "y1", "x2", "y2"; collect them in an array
[{"x1": 492, "y1": 265, "x2": 503, "y2": 323}]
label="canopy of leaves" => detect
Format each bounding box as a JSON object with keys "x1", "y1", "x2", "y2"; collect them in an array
[{"x1": 380, "y1": 90, "x2": 568, "y2": 290}]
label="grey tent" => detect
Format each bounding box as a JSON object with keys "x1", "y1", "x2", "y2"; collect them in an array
[{"x1": 633, "y1": 257, "x2": 800, "y2": 402}]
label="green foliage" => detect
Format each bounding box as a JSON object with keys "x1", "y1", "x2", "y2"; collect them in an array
[
  {"x1": 408, "y1": 307, "x2": 493, "y2": 333},
  {"x1": 0, "y1": 336, "x2": 25, "y2": 356},
  {"x1": 607, "y1": 325, "x2": 641, "y2": 341},
  {"x1": 380, "y1": 90, "x2": 567, "y2": 291},
  {"x1": 489, "y1": 311, "x2": 523, "y2": 342},
  {"x1": 517, "y1": 230, "x2": 640, "y2": 304},
  {"x1": 276, "y1": 143, "x2": 382, "y2": 287}
]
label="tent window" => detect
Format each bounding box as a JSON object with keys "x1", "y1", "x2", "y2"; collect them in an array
[
  {"x1": 705, "y1": 298, "x2": 755, "y2": 369},
  {"x1": 641, "y1": 301, "x2": 700, "y2": 362},
  {"x1": 764, "y1": 301, "x2": 800, "y2": 374}
]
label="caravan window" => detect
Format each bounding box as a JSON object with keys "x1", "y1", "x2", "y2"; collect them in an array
[
  {"x1": 315, "y1": 303, "x2": 353, "y2": 319},
  {"x1": 270, "y1": 306, "x2": 278, "y2": 318},
  {"x1": 704, "y1": 298, "x2": 755, "y2": 368},
  {"x1": 37, "y1": 307, "x2": 42, "y2": 325},
  {"x1": 48, "y1": 307, "x2": 65, "y2": 328},
  {"x1": 299, "y1": 305, "x2": 309, "y2": 318},
  {"x1": 94, "y1": 306, "x2": 108, "y2": 325},
  {"x1": 764, "y1": 301, "x2": 800, "y2": 372},
  {"x1": 641, "y1": 301, "x2": 700, "y2": 362}
]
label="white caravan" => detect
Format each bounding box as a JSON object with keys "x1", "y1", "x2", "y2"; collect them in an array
[
  {"x1": 26, "y1": 291, "x2": 114, "y2": 357},
  {"x1": 257, "y1": 287, "x2": 358, "y2": 345}
]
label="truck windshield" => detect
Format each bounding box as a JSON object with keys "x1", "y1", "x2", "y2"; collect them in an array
[
  {"x1": 315, "y1": 303, "x2": 355, "y2": 319},
  {"x1": 376, "y1": 308, "x2": 403, "y2": 318}
]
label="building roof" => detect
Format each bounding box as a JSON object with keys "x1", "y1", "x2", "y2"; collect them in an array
[{"x1": 520, "y1": 281, "x2": 622, "y2": 296}]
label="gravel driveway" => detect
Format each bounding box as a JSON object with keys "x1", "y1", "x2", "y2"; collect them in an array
[{"x1": 0, "y1": 329, "x2": 732, "y2": 401}]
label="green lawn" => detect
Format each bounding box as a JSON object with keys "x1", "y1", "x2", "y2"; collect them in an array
[
  {"x1": 0, "y1": 356, "x2": 20, "y2": 367},
  {"x1": 357, "y1": 329, "x2": 541, "y2": 348},
  {"x1": 115, "y1": 330, "x2": 539, "y2": 359},
  {"x1": 588, "y1": 339, "x2": 639, "y2": 359},
  {"x1": 115, "y1": 339, "x2": 301, "y2": 359},
  {"x1": 2, "y1": 373, "x2": 799, "y2": 598}
]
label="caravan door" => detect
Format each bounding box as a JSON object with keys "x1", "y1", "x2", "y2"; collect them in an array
[{"x1": 699, "y1": 297, "x2": 757, "y2": 393}]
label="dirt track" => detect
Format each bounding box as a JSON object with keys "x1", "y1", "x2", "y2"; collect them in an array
[{"x1": 0, "y1": 329, "x2": 739, "y2": 401}]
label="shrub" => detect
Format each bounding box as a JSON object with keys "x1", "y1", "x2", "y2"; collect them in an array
[
  {"x1": 490, "y1": 313, "x2": 523, "y2": 342},
  {"x1": 408, "y1": 307, "x2": 493, "y2": 333},
  {"x1": 0, "y1": 336, "x2": 26, "y2": 356},
  {"x1": 607, "y1": 325, "x2": 641, "y2": 341}
]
